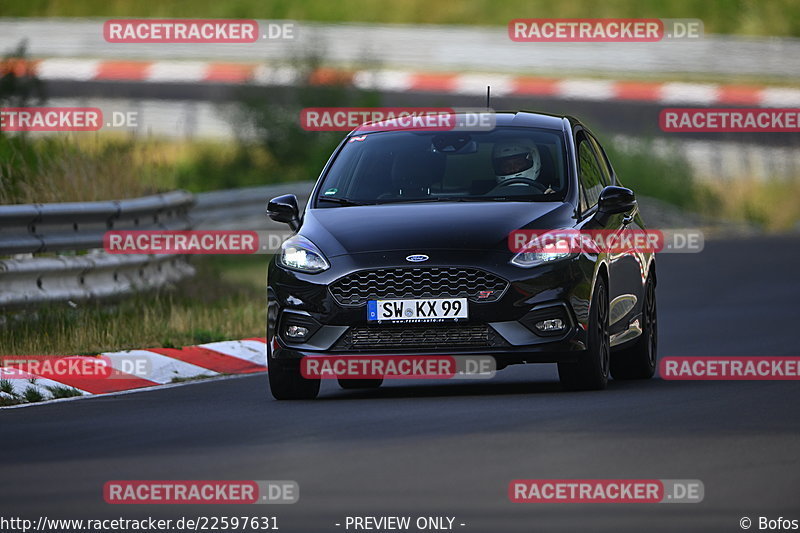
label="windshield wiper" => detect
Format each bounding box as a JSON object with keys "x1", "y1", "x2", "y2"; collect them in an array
[
  {"x1": 484, "y1": 195, "x2": 554, "y2": 201},
  {"x1": 327, "y1": 195, "x2": 555, "y2": 206},
  {"x1": 377, "y1": 197, "x2": 482, "y2": 204},
  {"x1": 317, "y1": 197, "x2": 372, "y2": 206},
  {"x1": 377, "y1": 196, "x2": 548, "y2": 204},
  {"x1": 377, "y1": 197, "x2": 449, "y2": 204}
]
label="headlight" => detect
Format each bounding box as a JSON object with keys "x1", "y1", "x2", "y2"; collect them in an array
[
  {"x1": 280, "y1": 235, "x2": 330, "y2": 273},
  {"x1": 510, "y1": 237, "x2": 573, "y2": 268}
]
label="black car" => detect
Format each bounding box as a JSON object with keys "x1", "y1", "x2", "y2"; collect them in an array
[{"x1": 266, "y1": 111, "x2": 657, "y2": 400}]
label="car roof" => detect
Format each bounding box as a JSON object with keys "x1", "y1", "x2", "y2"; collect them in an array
[
  {"x1": 493, "y1": 110, "x2": 574, "y2": 130},
  {"x1": 351, "y1": 110, "x2": 577, "y2": 135}
]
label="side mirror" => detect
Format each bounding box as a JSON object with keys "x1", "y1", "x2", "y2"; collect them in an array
[
  {"x1": 267, "y1": 194, "x2": 300, "y2": 231},
  {"x1": 598, "y1": 186, "x2": 636, "y2": 215}
]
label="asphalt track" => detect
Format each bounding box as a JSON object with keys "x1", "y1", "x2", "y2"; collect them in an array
[{"x1": 2, "y1": 235, "x2": 800, "y2": 532}]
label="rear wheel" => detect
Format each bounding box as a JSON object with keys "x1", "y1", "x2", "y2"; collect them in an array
[
  {"x1": 338, "y1": 378, "x2": 384, "y2": 390},
  {"x1": 268, "y1": 358, "x2": 320, "y2": 400},
  {"x1": 611, "y1": 275, "x2": 657, "y2": 380},
  {"x1": 558, "y1": 276, "x2": 610, "y2": 391}
]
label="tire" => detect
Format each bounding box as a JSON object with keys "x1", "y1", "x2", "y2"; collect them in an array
[
  {"x1": 338, "y1": 378, "x2": 384, "y2": 390},
  {"x1": 558, "y1": 275, "x2": 610, "y2": 391},
  {"x1": 611, "y1": 275, "x2": 657, "y2": 380},
  {"x1": 268, "y1": 358, "x2": 320, "y2": 400}
]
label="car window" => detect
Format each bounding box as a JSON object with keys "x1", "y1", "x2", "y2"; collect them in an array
[
  {"x1": 588, "y1": 133, "x2": 614, "y2": 185},
  {"x1": 577, "y1": 135, "x2": 605, "y2": 210},
  {"x1": 316, "y1": 127, "x2": 568, "y2": 206}
]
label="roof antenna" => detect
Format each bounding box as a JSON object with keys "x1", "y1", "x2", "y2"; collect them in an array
[{"x1": 486, "y1": 85, "x2": 491, "y2": 108}]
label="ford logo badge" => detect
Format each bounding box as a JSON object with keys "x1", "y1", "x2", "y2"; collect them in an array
[{"x1": 406, "y1": 254, "x2": 429, "y2": 263}]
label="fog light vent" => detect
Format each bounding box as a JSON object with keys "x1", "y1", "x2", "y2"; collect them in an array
[
  {"x1": 520, "y1": 303, "x2": 572, "y2": 337},
  {"x1": 286, "y1": 325, "x2": 309, "y2": 338},
  {"x1": 277, "y1": 311, "x2": 321, "y2": 343},
  {"x1": 535, "y1": 318, "x2": 565, "y2": 332}
]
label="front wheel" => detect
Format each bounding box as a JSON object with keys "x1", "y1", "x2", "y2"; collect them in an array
[
  {"x1": 558, "y1": 276, "x2": 610, "y2": 391},
  {"x1": 268, "y1": 358, "x2": 320, "y2": 400}
]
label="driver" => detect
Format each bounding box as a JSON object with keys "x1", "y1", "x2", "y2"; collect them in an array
[{"x1": 491, "y1": 139, "x2": 553, "y2": 192}]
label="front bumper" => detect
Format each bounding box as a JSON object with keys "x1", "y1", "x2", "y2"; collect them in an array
[{"x1": 267, "y1": 250, "x2": 594, "y2": 365}]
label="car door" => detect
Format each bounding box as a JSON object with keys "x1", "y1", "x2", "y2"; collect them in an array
[
  {"x1": 574, "y1": 128, "x2": 635, "y2": 338},
  {"x1": 588, "y1": 131, "x2": 647, "y2": 339}
]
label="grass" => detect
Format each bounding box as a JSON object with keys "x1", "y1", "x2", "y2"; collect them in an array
[
  {"x1": 0, "y1": 379, "x2": 14, "y2": 395},
  {"x1": 0, "y1": 134, "x2": 319, "y2": 204},
  {"x1": 605, "y1": 139, "x2": 700, "y2": 212},
  {"x1": 2, "y1": 0, "x2": 798, "y2": 37},
  {"x1": 605, "y1": 136, "x2": 800, "y2": 232},
  {"x1": 170, "y1": 374, "x2": 218, "y2": 383},
  {"x1": 0, "y1": 377, "x2": 82, "y2": 406},
  {"x1": 0, "y1": 134, "x2": 175, "y2": 203},
  {"x1": 700, "y1": 178, "x2": 800, "y2": 232},
  {"x1": 22, "y1": 386, "x2": 44, "y2": 402},
  {"x1": 0, "y1": 255, "x2": 267, "y2": 356},
  {"x1": 45, "y1": 384, "x2": 83, "y2": 398}
]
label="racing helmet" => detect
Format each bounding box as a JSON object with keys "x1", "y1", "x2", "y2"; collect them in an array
[{"x1": 492, "y1": 139, "x2": 541, "y2": 182}]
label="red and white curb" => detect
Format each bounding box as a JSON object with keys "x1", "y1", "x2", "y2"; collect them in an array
[
  {"x1": 0, "y1": 338, "x2": 266, "y2": 405},
  {"x1": 4, "y1": 59, "x2": 800, "y2": 106}
]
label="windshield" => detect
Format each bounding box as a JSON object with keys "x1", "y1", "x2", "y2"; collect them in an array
[{"x1": 315, "y1": 127, "x2": 567, "y2": 206}]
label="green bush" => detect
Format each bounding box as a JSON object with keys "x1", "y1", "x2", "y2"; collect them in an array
[{"x1": 603, "y1": 139, "x2": 700, "y2": 211}]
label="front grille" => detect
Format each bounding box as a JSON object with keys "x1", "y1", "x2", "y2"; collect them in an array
[
  {"x1": 329, "y1": 267, "x2": 508, "y2": 306},
  {"x1": 333, "y1": 325, "x2": 506, "y2": 350}
]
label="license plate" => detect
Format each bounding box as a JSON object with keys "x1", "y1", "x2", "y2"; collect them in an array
[{"x1": 367, "y1": 298, "x2": 468, "y2": 323}]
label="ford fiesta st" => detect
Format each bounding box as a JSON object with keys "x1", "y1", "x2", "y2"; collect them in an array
[{"x1": 266, "y1": 111, "x2": 657, "y2": 400}]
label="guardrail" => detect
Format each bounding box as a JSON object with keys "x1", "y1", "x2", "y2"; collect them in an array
[
  {"x1": 192, "y1": 182, "x2": 313, "y2": 230},
  {"x1": 0, "y1": 182, "x2": 314, "y2": 309},
  {"x1": 0, "y1": 190, "x2": 194, "y2": 254},
  {"x1": 0, "y1": 254, "x2": 194, "y2": 307}
]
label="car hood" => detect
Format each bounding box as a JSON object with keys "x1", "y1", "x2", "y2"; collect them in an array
[{"x1": 299, "y1": 201, "x2": 574, "y2": 257}]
